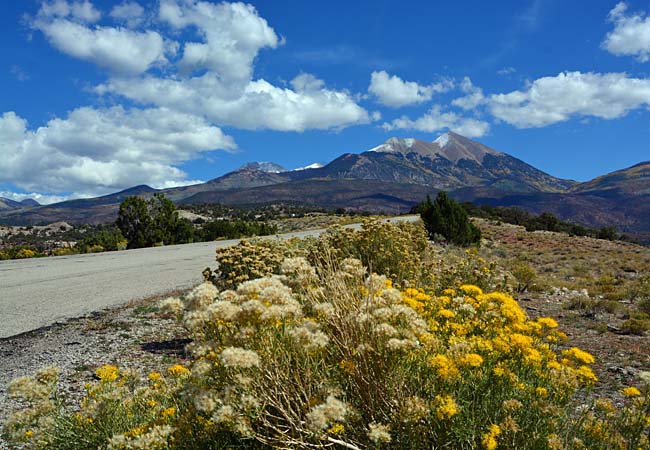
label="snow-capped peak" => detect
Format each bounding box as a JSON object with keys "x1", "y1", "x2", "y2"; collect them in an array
[
  {"x1": 369, "y1": 137, "x2": 416, "y2": 152},
  {"x1": 434, "y1": 132, "x2": 450, "y2": 148},
  {"x1": 293, "y1": 162, "x2": 323, "y2": 171}
]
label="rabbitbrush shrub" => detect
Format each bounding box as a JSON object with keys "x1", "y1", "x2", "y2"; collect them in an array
[{"x1": 5, "y1": 221, "x2": 650, "y2": 449}]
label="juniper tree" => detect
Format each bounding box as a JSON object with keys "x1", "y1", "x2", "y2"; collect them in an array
[{"x1": 418, "y1": 192, "x2": 481, "y2": 246}]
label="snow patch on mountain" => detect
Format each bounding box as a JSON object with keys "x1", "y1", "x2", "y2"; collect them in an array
[
  {"x1": 293, "y1": 162, "x2": 324, "y2": 171},
  {"x1": 434, "y1": 133, "x2": 450, "y2": 148}
]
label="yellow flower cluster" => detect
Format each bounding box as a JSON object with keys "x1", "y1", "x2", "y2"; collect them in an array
[
  {"x1": 95, "y1": 364, "x2": 119, "y2": 383},
  {"x1": 6, "y1": 221, "x2": 650, "y2": 450},
  {"x1": 481, "y1": 424, "x2": 502, "y2": 450}
]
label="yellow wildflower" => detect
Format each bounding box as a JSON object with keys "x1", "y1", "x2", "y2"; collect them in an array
[
  {"x1": 327, "y1": 423, "x2": 345, "y2": 435},
  {"x1": 168, "y1": 364, "x2": 190, "y2": 378},
  {"x1": 575, "y1": 365, "x2": 598, "y2": 384},
  {"x1": 460, "y1": 353, "x2": 484, "y2": 367},
  {"x1": 460, "y1": 284, "x2": 483, "y2": 297},
  {"x1": 535, "y1": 387, "x2": 549, "y2": 398},
  {"x1": 481, "y1": 424, "x2": 501, "y2": 450},
  {"x1": 148, "y1": 372, "x2": 162, "y2": 381},
  {"x1": 438, "y1": 308, "x2": 455, "y2": 319},
  {"x1": 95, "y1": 364, "x2": 119, "y2": 382},
  {"x1": 563, "y1": 348, "x2": 595, "y2": 365},
  {"x1": 339, "y1": 359, "x2": 356, "y2": 375},
  {"x1": 428, "y1": 354, "x2": 459, "y2": 381},
  {"x1": 434, "y1": 395, "x2": 458, "y2": 420},
  {"x1": 162, "y1": 407, "x2": 176, "y2": 419},
  {"x1": 537, "y1": 317, "x2": 558, "y2": 329},
  {"x1": 622, "y1": 386, "x2": 641, "y2": 397}
]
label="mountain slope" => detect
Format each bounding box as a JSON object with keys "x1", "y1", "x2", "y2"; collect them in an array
[
  {"x1": 0, "y1": 185, "x2": 157, "y2": 224},
  {"x1": 570, "y1": 161, "x2": 650, "y2": 196},
  {"x1": 302, "y1": 132, "x2": 575, "y2": 193},
  {"x1": 0, "y1": 197, "x2": 23, "y2": 211},
  {"x1": 0, "y1": 133, "x2": 647, "y2": 241}
]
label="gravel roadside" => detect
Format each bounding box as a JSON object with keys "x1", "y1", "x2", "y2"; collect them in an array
[{"x1": 0, "y1": 291, "x2": 190, "y2": 449}]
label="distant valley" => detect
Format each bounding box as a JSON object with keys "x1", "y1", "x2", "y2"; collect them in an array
[{"x1": 1, "y1": 132, "x2": 649, "y2": 243}]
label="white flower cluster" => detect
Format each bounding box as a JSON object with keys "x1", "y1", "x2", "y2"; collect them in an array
[
  {"x1": 108, "y1": 425, "x2": 174, "y2": 450},
  {"x1": 281, "y1": 256, "x2": 317, "y2": 289},
  {"x1": 219, "y1": 347, "x2": 261, "y2": 369},
  {"x1": 367, "y1": 422, "x2": 392, "y2": 443},
  {"x1": 358, "y1": 286, "x2": 430, "y2": 352},
  {"x1": 290, "y1": 320, "x2": 329, "y2": 351},
  {"x1": 306, "y1": 395, "x2": 349, "y2": 431}
]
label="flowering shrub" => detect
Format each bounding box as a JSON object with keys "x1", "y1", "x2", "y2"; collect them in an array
[
  {"x1": 431, "y1": 246, "x2": 510, "y2": 295},
  {"x1": 213, "y1": 237, "x2": 302, "y2": 290},
  {"x1": 5, "y1": 223, "x2": 650, "y2": 449}
]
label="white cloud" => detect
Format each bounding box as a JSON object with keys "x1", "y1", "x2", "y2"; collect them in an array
[
  {"x1": 497, "y1": 67, "x2": 516, "y2": 76},
  {"x1": 70, "y1": 0, "x2": 101, "y2": 22},
  {"x1": 487, "y1": 71, "x2": 650, "y2": 128},
  {"x1": 0, "y1": 191, "x2": 72, "y2": 206},
  {"x1": 96, "y1": 72, "x2": 369, "y2": 132},
  {"x1": 368, "y1": 71, "x2": 452, "y2": 107},
  {"x1": 603, "y1": 2, "x2": 650, "y2": 62},
  {"x1": 159, "y1": 0, "x2": 279, "y2": 86},
  {"x1": 33, "y1": 3, "x2": 166, "y2": 75},
  {"x1": 452, "y1": 77, "x2": 486, "y2": 110},
  {"x1": 15, "y1": 1, "x2": 372, "y2": 199},
  {"x1": 110, "y1": 1, "x2": 145, "y2": 28},
  {"x1": 382, "y1": 105, "x2": 489, "y2": 138},
  {"x1": 0, "y1": 108, "x2": 235, "y2": 197},
  {"x1": 39, "y1": 0, "x2": 101, "y2": 23}
]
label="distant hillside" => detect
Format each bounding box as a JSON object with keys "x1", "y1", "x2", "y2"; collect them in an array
[
  {"x1": 0, "y1": 197, "x2": 40, "y2": 211},
  {"x1": 0, "y1": 198, "x2": 23, "y2": 211},
  {"x1": 0, "y1": 133, "x2": 647, "y2": 242},
  {"x1": 570, "y1": 161, "x2": 650, "y2": 196}
]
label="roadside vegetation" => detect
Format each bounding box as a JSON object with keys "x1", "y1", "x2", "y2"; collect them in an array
[
  {"x1": 5, "y1": 219, "x2": 650, "y2": 449},
  {"x1": 463, "y1": 203, "x2": 633, "y2": 243},
  {"x1": 0, "y1": 199, "x2": 376, "y2": 260}
]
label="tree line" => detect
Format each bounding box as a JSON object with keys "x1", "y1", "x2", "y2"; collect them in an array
[{"x1": 116, "y1": 194, "x2": 278, "y2": 249}]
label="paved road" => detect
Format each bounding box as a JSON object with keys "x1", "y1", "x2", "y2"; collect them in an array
[{"x1": 0, "y1": 216, "x2": 419, "y2": 338}]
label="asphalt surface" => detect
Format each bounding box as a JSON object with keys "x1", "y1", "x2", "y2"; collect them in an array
[{"x1": 0, "y1": 217, "x2": 418, "y2": 338}]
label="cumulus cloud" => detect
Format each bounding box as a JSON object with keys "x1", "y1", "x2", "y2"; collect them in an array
[
  {"x1": 382, "y1": 105, "x2": 489, "y2": 138},
  {"x1": 487, "y1": 71, "x2": 650, "y2": 128},
  {"x1": 452, "y1": 77, "x2": 486, "y2": 110},
  {"x1": 368, "y1": 71, "x2": 453, "y2": 107},
  {"x1": 0, "y1": 191, "x2": 71, "y2": 205},
  {"x1": 39, "y1": 0, "x2": 101, "y2": 23},
  {"x1": 159, "y1": 0, "x2": 279, "y2": 86},
  {"x1": 97, "y1": 72, "x2": 369, "y2": 132},
  {"x1": 10, "y1": 0, "x2": 372, "y2": 200},
  {"x1": 0, "y1": 108, "x2": 235, "y2": 197},
  {"x1": 603, "y1": 2, "x2": 650, "y2": 62},
  {"x1": 110, "y1": 1, "x2": 145, "y2": 28},
  {"x1": 33, "y1": 1, "x2": 166, "y2": 75}
]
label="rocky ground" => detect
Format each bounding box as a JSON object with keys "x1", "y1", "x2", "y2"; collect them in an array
[{"x1": 0, "y1": 293, "x2": 190, "y2": 449}]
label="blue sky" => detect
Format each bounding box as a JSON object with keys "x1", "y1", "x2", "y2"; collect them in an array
[{"x1": 2, "y1": 0, "x2": 650, "y2": 203}]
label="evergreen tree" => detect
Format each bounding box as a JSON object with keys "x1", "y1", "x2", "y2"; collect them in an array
[
  {"x1": 116, "y1": 194, "x2": 193, "y2": 248},
  {"x1": 418, "y1": 192, "x2": 481, "y2": 246},
  {"x1": 116, "y1": 196, "x2": 154, "y2": 249},
  {"x1": 148, "y1": 193, "x2": 179, "y2": 245}
]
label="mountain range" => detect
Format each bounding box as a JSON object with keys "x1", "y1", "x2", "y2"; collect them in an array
[
  {"x1": 0, "y1": 197, "x2": 40, "y2": 210},
  {"x1": 1, "y1": 132, "x2": 648, "y2": 243}
]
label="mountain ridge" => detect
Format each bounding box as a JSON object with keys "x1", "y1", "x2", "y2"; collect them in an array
[{"x1": 0, "y1": 133, "x2": 647, "y2": 243}]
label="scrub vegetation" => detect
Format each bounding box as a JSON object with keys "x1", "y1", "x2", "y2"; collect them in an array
[{"x1": 4, "y1": 220, "x2": 650, "y2": 449}]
